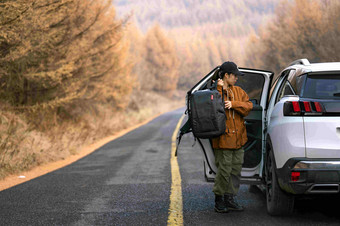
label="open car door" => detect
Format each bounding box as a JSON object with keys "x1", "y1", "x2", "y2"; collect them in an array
[{"x1": 188, "y1": 68, "x2": 273, "y2": 184}]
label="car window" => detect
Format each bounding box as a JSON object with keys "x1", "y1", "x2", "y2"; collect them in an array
[
  {"x1": 302, "y1": 74, "x2": 340, "y2": 99},
  {"x1": 287, "y1": 69, "x2": 305, "y2": 95},
  {"x1": 277, "y1": 80, "x2": 295, "y2": 102},
  {"x1": 270, "y1": 70, "x2": 291, "y2": 104},
  {"x1": 236, "y1": 73, "x2": 265, "y2": 104},
  {"x1": 198, "y1": 72, "x2": 265, "y2": 104}
]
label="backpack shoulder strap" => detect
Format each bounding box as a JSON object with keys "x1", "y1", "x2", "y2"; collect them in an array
[{"x1": 175, "y1": 118, "x2": 191, "y2": 156}]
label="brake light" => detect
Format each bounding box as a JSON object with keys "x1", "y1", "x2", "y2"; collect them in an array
[
  {"x1": 291, "y1": 172, "x2": 300, "y2": 182},
  {"x1": 292, "y1": 101, "x2": 300, "y2": 112},
  {"x1": 303, "y1": 101, "x2": 311, "y2": 112},
  {"x1": 283, "y1": 101, "x2": 324, "y2": 116},
  {"x1": 314, "y1": 101, "x2": 322, "y2": 112}
]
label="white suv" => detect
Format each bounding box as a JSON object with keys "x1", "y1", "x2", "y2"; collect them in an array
[{"x1": 186, "y1": 59, "x2": 340, "y2": 215}]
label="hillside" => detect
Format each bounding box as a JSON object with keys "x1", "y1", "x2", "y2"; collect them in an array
[
  {"x1": 114, "y1": 0, "x2": 282, "y2": 90},
  {"x1": 114, "y1": 0, "x2": 280, "y2": 36}
]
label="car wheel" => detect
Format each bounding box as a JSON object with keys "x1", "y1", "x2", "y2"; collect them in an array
[{"x1": 265, "y1": 148, "x2": 294, "y2": 216}]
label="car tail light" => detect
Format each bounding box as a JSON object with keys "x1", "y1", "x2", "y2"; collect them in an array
[
  {"x1": 284, "y1": 101, "x2": 324, "y2": 116},
  {"x1": 303, "y1": 101, "x2": 311, "y2": 112},
  {"x1": 292, "y1": 101, "x2": 300, "y2": 112},
  {"x1": 314, "y1": 102, "x2": 322, "y2": 112},
  {"x1": 291, "y1": 172, "x2": 300, "y2": 182}
]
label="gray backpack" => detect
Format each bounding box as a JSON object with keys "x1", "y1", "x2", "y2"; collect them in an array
[{"x1": 175, "y1": 81, "x2": 226, "y2": 156}]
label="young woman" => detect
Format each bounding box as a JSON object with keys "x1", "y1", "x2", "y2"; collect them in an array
[{"x1": 212, "y1": 61, "x2": 253, "y2": 213}]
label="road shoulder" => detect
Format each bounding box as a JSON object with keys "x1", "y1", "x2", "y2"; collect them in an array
[{"x1": 0, "y1": 114, "x2": 161, "y2": 191}]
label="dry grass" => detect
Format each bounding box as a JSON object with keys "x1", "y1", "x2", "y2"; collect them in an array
[{"x1": 0, "y1": 90, "x2": 185, "y2": 180}]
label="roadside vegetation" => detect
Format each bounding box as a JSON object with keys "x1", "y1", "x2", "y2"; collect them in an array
[
  {"x1": 0, "y1": 0, "x2": 339, "y2": 179},
  {"x1": 0, "y1": 0, "x2": 182, "y2": 179}
]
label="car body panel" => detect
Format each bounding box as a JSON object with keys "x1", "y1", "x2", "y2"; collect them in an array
[
  {"x1": 268, "y1": 96, "x2": 306, "y2": 168},
  {"x1": 304, "y1": 117, "x2": 340, "y2": 158}
]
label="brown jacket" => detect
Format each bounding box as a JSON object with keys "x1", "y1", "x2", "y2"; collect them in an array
[{"x1": 212, "y1": 85, "x2": 253, "y2": 150}]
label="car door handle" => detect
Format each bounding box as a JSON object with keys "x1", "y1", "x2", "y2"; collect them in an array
[{"x1": 337, "y1": 127, "x2": 340, "y2": 139}]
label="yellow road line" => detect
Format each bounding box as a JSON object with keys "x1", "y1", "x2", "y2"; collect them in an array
[{"x1": 167, "y1": 114, "x2": 185, "y2": 226}]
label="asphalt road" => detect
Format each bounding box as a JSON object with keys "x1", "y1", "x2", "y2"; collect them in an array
[{"x1": 0, "y1": 108, "x2": 340, "y2": 225}]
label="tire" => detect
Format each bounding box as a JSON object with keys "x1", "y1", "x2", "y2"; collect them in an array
[{"x1": 265, "y1": 147, "x2": 295, "y2": 216}]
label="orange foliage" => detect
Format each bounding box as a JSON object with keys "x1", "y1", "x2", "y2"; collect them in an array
[
  {"x1": 115, "y1": 0, "x2": 280, "y2": 90},
  {"x1": 245, "y1": 0, "x2": 340, "y2": 73},
  {"x1": 0, "y1": 0, "x2": 132, "y2": 117},
  {"x1": 142, "y1": 24, "x2": 180, "y2": 95}
]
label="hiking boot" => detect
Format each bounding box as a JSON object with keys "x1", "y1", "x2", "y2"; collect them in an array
[
  {"x1": 224, "y1": 194, "x2": 244, "y2": 211},
  {"x1": 214, "y1": 195, "x2": 229, "y2": 213}
]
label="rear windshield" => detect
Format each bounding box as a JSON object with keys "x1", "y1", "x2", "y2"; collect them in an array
[{"x1": 302, "y1": 74, "x2": 340, "y2": 99}]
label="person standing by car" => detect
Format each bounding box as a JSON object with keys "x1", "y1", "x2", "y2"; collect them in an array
[{"x1": 212, "y1": 61, "x2": 253, "y2": 213}]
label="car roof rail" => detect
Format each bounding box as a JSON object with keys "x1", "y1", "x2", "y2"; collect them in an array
[{"x1": 289, "y1": 58, "x2": 311, "y2": 66}]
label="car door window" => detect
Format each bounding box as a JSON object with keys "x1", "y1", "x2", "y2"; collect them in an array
[
  {"x1": 277, "y1": 81, "x2": 295, "y2": 101},
  {"x1": 269, "y1": 70, "x2": 290, "y2": 105},
  {"x1": 236, "y1": 73, "x2": 265, "y2": 104},
  {"x1": 194, "y1": 71, "x2": 265, "y2": 104},
  {"x1": 275, "y1": 70, "x2": 297, "y2": 103},
  {"x1": 287, "y1": 69, "x2": 306, "y2": 96}
]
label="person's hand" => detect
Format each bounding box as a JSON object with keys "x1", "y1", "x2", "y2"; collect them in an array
[
  {"x1": 225, "y1": 101, "x2": 232, "y2": 109},
  {"x1": 217, "y1": 78, "x2": 224, "y2": 87}
]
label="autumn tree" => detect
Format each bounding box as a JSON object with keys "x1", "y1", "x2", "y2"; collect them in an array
[
  {"x1": 0, "y1": 0, "x2": 132, "y2": 122},
  {"x1": 245, "y1": 0, "x2": 340, "y2": 73},
  {"x1": 124, "y1": 22, "x2": 146, "y2": 91},
  {"x1": 175, "y1": 35, "x2": 246, "y2": 90},
  {"x1": 143, "y1": 24, "x2": 179, "y2": 96},
  {"x1": 176, "y1": 44, "x2": 196, "y2": 90}
]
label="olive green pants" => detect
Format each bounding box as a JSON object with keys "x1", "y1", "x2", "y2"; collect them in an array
[{"x1": 213, "y1": 148, "x2": 244, "y2": 196}]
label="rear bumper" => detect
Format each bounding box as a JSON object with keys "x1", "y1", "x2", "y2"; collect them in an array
[{"x1": 277, "y1": 158, "x2": 340, "y2": 194}]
